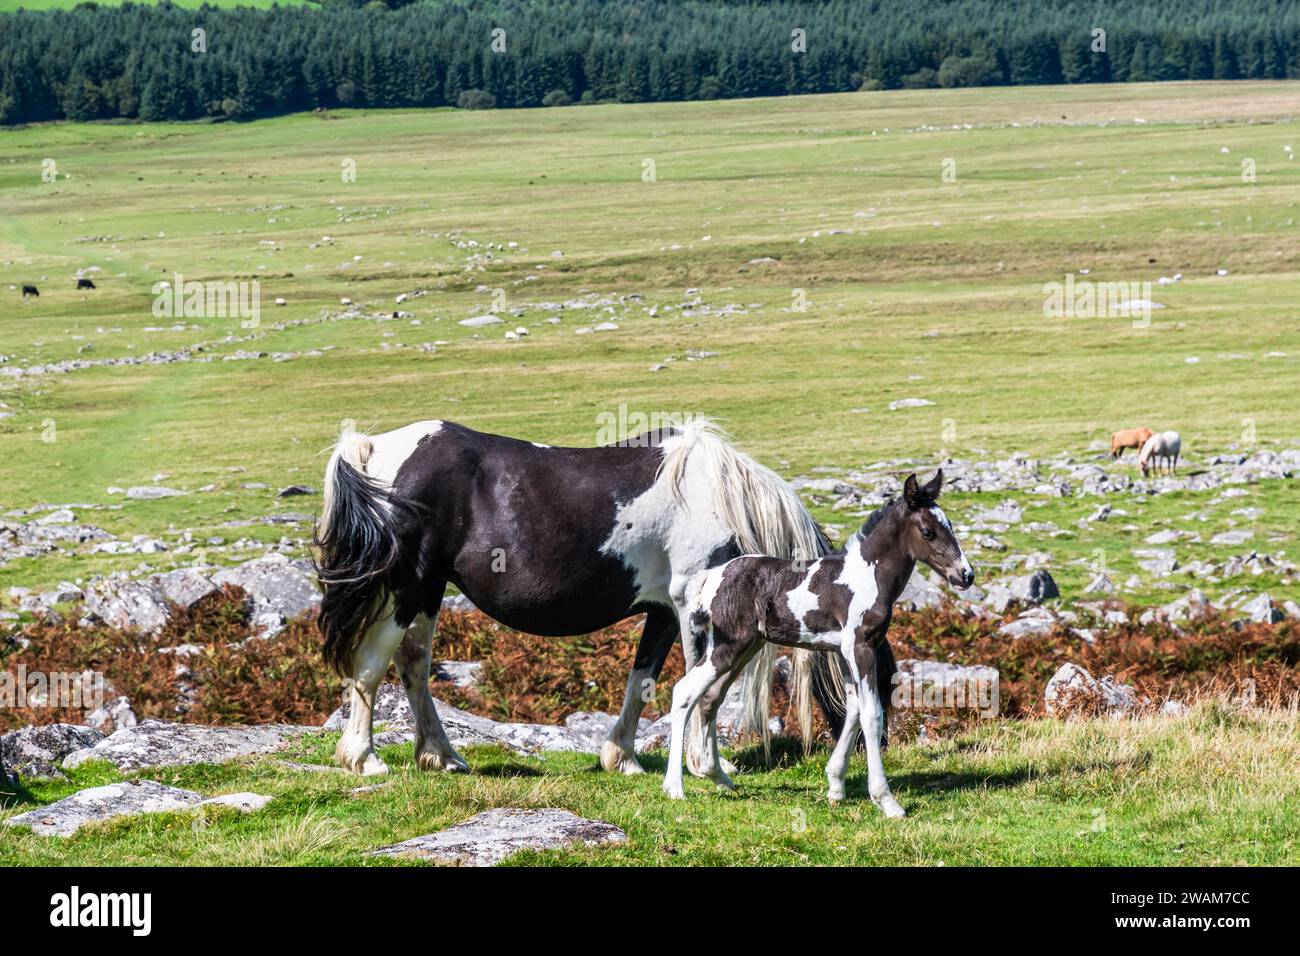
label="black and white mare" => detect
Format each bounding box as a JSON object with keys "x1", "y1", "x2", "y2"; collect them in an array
[{"x1": 314, "y1": 418, "x2": 865, "y2": 777}]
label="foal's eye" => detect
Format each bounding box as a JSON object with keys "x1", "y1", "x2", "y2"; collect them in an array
[{"x1": 921, "y1": 527, "x2": 935, "y2": 540}]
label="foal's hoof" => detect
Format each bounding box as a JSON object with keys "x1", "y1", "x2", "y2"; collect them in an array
[
  {"x1": 600, "y1": 740, "x2": 645, "y2": 775},
  {"x1": 662, "y1": 781, "x2": 686, "y2": 800},
  {"x1": 827, "y1": 790, "x2": 845, "y2": 806},
  {"x1": 718, "y1": 756, "x2": 739, "y2": 776}
]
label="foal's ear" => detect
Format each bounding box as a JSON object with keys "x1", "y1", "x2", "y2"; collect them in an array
[
  {"x1": 922, "y1": 469, "x2": 943, "y2": 499},
  {"x1": 903, "y1": 473, "x2": 921, "y2": 508}
]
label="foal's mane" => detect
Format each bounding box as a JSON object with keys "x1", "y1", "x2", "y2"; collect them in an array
[{"x1": 842, "y1": 489, "x2": 934, "y2": 554}]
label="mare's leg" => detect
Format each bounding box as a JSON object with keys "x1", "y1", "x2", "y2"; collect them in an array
[
  {"x1": 848, "y1": 639, "x2": 905, "y2": 818},
  {"x1": 394, "y1": 603, "x2": 469, "y2": 773},
  {"x1": 602, "y1": 607, "x2": 678, "y2": 775},
  {"x1": 826, "y1": 671, "x2": 862, "y2": 804},
  {"x1": 335, "y1": 611, "x2": 407, "y2": 776}
]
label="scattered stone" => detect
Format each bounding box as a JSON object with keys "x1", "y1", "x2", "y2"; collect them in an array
[
  {"x1": 432, "y1": 660, "x2": 483, "y2": 688},
  {"x1": 5, "y1": 780, "x2": 203, "y2": 837},
  {"x1": 563, "y1": 712, "x2": 652, "y2": 747},
  {"x1": 323, "y1": 684, "x2": 597, "y2": 756},
  {"x1": 458, "y1": 315, "x2": 503, "y2": 327},
  {"x1": 276, "y1": 485, "x2": 316, "y2": 498},
  {"x1": 1082, "y1": 572, "x2": 1115, "y2": 594},
  {"x1": 1238, "y1": 592, "x2": 1282, "y2": 624},
  {"x1": 125, "y1": 486, "x2": 186, "y2": 500},
  {"x1": 200, "y1": 792, "x2": 274, "y2": 813},
  {"x1": 151, "y1": 567, "x2": 218, "y2": 609},
  {"x1": 888, "y1": 398, "x2": 935, "y2": 410},
  {"x1": 1044, "y1": 663, "x2": 1137, "y2": 718},
  {"x1": 367, "y1": 807, "x2": 626, "y2": 866},
  {"x1": 85, "y1": 696, "x2": 138, "y2": 735},
  {"x1": 1009, "y1": 569, "x2": 1059, "y2": 604},
  {"x1": 82, "y1": 576, "x2": 171, "y2": 634},
  {"x1": 62, "y1": 719, "x2": 313, "y2": 772},
  {"x1": 212, "y1": 553, "x2": 320, "y2": 626},
  {"x1": 0, "y1": 724, "x2": 104, "y2": 779}
]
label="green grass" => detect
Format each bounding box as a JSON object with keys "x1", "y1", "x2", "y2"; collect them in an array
[
  {"x1": 2, "y1": 81, "x2": 1298, "y2": 598},
  {"x1": 3, "y1": 703, "x2": 1297, "y2": 865}
]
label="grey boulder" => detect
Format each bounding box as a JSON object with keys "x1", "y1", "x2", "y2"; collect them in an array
[
  {"x1": 62, "y1": 719, "x2": 314, "y2": 772},
  {"x1": 368, "y1": 807, "x2": 625, "y2": 866},
  {"x1": 0, "y1": 723, "x2": 104, "y2": 779}
]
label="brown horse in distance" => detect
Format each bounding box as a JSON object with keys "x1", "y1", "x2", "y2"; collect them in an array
[{"x1": 1110, "y1": 427, "x2": 1153, "y2": 459}]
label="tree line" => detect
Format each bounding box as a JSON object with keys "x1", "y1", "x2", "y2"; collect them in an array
[{"x1": 2, "y1": 0, "x2": 1298, "y2": 125}]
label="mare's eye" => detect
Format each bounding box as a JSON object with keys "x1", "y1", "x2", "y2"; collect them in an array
[{"x1": 921, "y1": 527, "x2": 935, "y2": 540}]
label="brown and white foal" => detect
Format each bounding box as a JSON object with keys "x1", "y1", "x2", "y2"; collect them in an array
[{"x1": 664, "y1": 470, "x2": 974, "y2": 817}]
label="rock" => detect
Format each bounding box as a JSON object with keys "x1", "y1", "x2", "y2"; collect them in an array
[
  {"x1": 62, "y1": 719, "x2": 313, "y2": 772},
  {"x1": 82, "y1": 576, "x2": 172, "y2": 634},
  {"x1": 1087, "y1": 504, "x2": 1111, "y2": 522},
  {"x1": 432, "y1": 660, "x2": 483, "y2": 688},
  {"x1": 888, "y1": 398, "x2": 935, "y2": 410},
  {"x1": 896, "y1": 567, "x2": 945, "y2": 610},
  {"x1": 984, "y1": 585, "x2": 1015, "y2": 614},
  {"x1": 564, "y1": 711, "x2": 651, "y2": 746},
  {"x1": 1044, "y1": 663, "x2": 1137, "y2": 718},
  {"x1": 1156, "y1": 588, "x2": 1211, "y2": 622},
  {"x1": 150, "y1": 568, "x2": 218, "y2": 609},
  {"x1": 85, "y1": 695, "x2": 137, "y2": 735},
  {"x1": 1134, "y1": 549, "x2": 1178, "y2": 576},
  {"x1": 1082, "y1": 572, "x2": 1115, "y2": 594},
  {"x1": 368, "y1": 807, "x2": 626, "y2": 866},
  {"x1": 894, "y1": 659, "x2": 999, "y2": 715},
  {"x1": 200, "y1": 792, "x2": 273, "y2": 813},
  {"x1": 5, "y1": 780, "x2": 203, "y2": 837},
  {"x1": 1238, "y1": 593, "x2": 1282, "y2": 624},
  {"x1": 323, "y1": 684, "x2": 597, "y2": 756},
  {"x1": 1144, "y1": 529, "x2": 1180, "y2": 545},
  {"x1": 0, "y1": 724, "x2": 104, "y2": 779},
  {"x1": 212, "y1": 553, "x2": 320, "y2": 624},
  {"x1": 1160, "y1": 700, "x2": 1190, "y2": 717},
  {"x1": 1211, "y1": 530, "x2": 1254, "y2": 546},
  {"x1": 276, "y1": 485, "x2": 316, "y2": 498},
  {"x1": 458, "y1": 315, "x2": 503, "y2": 327},
  {"x1": 998, "y1": 612, "x2": 1055, "y2": 638},
  {"x1": 1009, "y1": 569, "x2": 1059, "y2": 604},
  {"x1": 125, "y1": 486, "x2": 186, "y2": 500}
]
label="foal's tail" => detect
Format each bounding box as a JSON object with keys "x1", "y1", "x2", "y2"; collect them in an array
[
  {"x1": 662, "y1": 419, "x2": 829, "y2": 759},
  {"x1": 314, "y1": 425, "x2": 408, "y2": 676}
]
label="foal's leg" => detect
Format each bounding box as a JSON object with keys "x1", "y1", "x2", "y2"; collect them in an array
[
  {"x1": 602, "y1": 607, "x2": 678, "y2": 775},
  {"x1": 673, "y1": 601, "x2": 740, "y2": 780},
  {"x1": 693, "y1": 644, "x2": 760, "y2": 791},
  {"x1": 394, "y1": 609, "x2": 469, "y2": 773},
  {"x1": 663, "y1": 657, "x2": 722, "y2": 799},
  {"x1": 849, "y1": 641, "x2": 905, "y2": 819},
  {"x1": 335, "y1": 612, "x2": 407, "y2": 776},
  {"x1": 825, "y1": 675, "x2": 861, "y2": 804}
]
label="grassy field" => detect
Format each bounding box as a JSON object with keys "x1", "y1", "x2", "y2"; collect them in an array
[
  {"x1": 2, "y1": 81, "x2": 1299, "y2": 600},
  {"x1": 2, "y1": 81, "x2": 1299, "y2": 866},
  {"x1": 3, "y1": 702, "x2": 1296, "y2": 865}
]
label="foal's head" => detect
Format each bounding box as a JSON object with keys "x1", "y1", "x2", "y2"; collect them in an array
[{"x1": 897, "y1": 470, "x2": 975, "y2": 590}]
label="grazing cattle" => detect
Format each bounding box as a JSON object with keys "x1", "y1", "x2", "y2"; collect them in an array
[
  {"x1": 1139, "y1": 430, "x2": 1181, "y2": 476},
  {"x1": 1110, "y1": 427, "x2": 1153, "y2": 459},
  {"x1": 314, "y1": 417, "x2": 865, "y2": 779},
  {"x1": 21, "y1": 285, "x2": 38, "y2": 298},
  {"x1": 666, "y1": 471, "x2": 974, "y2": 817},
  {"x1": 76, "y1": 278, "x2": 96, "y2": 290}
]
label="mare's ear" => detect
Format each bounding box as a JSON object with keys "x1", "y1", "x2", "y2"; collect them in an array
[
  {"x1": 922, "y1": 469, "x2": 943, "y2": 499},
  {"x1": 903, "y1": 473, "x2": 921, "y2": 509}
]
